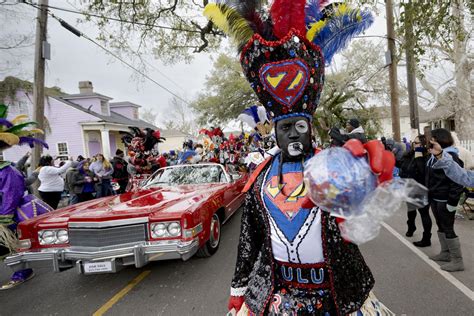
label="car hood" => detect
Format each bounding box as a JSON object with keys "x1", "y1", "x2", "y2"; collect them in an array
[{"x1": 40, "y1": 183, "x2": 228, "y2": 224}]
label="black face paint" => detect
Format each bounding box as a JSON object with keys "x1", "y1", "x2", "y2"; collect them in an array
[{"x1": 275, "y1": 116, "x2": 312, "y2": 162}]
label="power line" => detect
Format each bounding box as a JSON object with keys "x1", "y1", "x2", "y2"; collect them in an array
[
  {"x1": 24, "y1": 1, "x2": 201, "y2": 34},
  {"x1": 24, "y1": 1, "x2": 191, "y2": 106}
]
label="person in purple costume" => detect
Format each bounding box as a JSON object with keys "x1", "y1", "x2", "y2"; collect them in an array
[{"x1": 0, "y1": 104, "x2": 49, "y2": 290}]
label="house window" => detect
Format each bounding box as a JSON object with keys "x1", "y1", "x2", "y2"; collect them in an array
[
  {"x1": 449, "y1": 119, "x2": 455, "y2": 131},
  {"x1": 100, "y1": 101, "x2": 109, "y2": 115},
  {"x1": 133, "y1": 108, "x2": 138, "y2": 119},
  {"x1": 57, "y1": 142, "x2": 69, "y2": 156}
]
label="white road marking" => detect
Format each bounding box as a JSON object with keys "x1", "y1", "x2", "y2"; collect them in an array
[{"x1": 382, "y1": 222, "x2": 474, "y2": 301}]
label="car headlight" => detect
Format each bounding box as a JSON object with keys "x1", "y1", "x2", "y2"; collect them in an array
[
  {"x1": 150, "y1": 222, "x2": 181, "y2": 239},
  {"x1": 167, "y1": 222, "x2": 181, "y2": 237},
  {"x1": 38, "y1": 229, "x2": 69, "y2": 245},
  {"x1": 56, "y1": 229, "x2": 69, "y2": 243}
]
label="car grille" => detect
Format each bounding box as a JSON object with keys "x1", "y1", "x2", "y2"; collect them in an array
[{"x1": 69, "y1": 224, "x2": 147, "y2": 248}]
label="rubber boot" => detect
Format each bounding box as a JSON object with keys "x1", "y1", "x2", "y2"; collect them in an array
[
  {"x1": 441, "y1": 238, "x2": 464, "y2": 272},
  {"x1": 413, "y1": 232, "x2": 431, "y2": 247},
  {"x1": 429, "y1": 232, "x2": 450, "y2": 262},
  {"x1": 405, "y1": 210, "x2": 417, "y2": 237}
]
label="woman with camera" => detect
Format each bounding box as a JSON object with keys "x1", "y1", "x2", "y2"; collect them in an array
[{"x1": 399, "y1": 135, "x2": 432, "y2": 247}]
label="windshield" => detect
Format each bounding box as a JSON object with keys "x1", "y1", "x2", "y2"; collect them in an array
[{"x1": 143, "y1": 165, "x2": 227, "y2": 187}]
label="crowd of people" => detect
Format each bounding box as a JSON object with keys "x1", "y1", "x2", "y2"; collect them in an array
[
  {"x1": 327, "y1": 117, "x2": 473, "y2": 273},
  {"x1": 11, "y1": 127, "x2": 267, "y2": 210}
]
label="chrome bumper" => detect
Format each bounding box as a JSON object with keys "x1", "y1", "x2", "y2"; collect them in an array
[{"x1": 4, "y1": 239, "x2": 200, "y2": 274}]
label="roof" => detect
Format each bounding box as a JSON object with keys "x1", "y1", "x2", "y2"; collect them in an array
[
  {"x1": 419, "y1": 104, "x2": 455, "y2": 123},
  {"x1": 160, "y1": 128, "x2": 190, "y2": 138},
  {"x1": 110, "y1": 101, "x2": 141, "y2": 108},
  {"x1": 374, "y1": 105, "x2": 430, "y2": 119},
  {"x1": 62, "y1": 92, "x2": 113, "y2": 101},
  {"x1": 51, "y1": 96, "x2": 157, "y2": 129}
]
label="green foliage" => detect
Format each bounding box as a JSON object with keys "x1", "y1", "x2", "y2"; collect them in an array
[
  {"x1": 83, "y1": 0, "x2": 223, "y2": 65},
  {"x1": 0, "y1": 76, "x2": 63, "y2": 104},
  {"x1": 192, "y1": 54, "x2": 258, "y2": 125}
]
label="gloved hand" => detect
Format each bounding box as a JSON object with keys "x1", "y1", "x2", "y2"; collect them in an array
[
  {"x1": 343, "y1": 139, "x2": 395, "y2": 183},
  {"x1": 446, "y1": 204, "x2": 457, "y2": 213},
  {"x1": 228, "y1": 296, "x2": 245, "y2": 312}
]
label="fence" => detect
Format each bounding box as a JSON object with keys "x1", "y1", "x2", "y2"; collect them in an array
[{"x1": 460, "y1": 140, "x2": 474, "y2": 154}]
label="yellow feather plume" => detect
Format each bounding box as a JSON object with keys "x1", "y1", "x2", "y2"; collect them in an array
[
  {"x1": 16, "y1": 128, "x2": 45, "y2": 137},
  {"x1": 204, "y1": 3, "x2": 254, "y2": 47},
  {"x1": 11, "y1": 114, "x2": 28, "y2": 125},
  {"x1": 334, "y1": 3, "x2": 349, "y2": 16},
  {"x1": 306, "y1": 20, "x2": 327, "y2": 42},
  {"x1": 0, "y1": 132, "x2": 20, "y2": 146}
]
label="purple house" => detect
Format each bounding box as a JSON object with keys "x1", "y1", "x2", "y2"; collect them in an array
[{"x1": 2, "y1": 81, "x2": 156, "y2": 162}]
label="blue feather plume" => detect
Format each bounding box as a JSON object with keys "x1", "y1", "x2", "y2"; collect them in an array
[
  {"x1": 312, "y1": 9, "x2": 374, "y2": 64},
  {"x1": 305, "y1": 0, "x2": 323, "y2": 26}
]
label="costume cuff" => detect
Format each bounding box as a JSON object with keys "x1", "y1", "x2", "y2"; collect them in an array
[{"x1": 230, "y1": 286, "x2": 247, "y2": 296}]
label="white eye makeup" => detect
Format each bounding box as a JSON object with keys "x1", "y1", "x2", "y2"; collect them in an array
[{"x1": 295, "y1": 120, "x2": 309, "y2": 133}]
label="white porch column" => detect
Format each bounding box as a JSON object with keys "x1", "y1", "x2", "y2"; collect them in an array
[{"x1": 100, "y1": 128, "x2": 111, "y2": 159}]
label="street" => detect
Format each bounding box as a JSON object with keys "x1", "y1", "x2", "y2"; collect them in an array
[{"x1": 1, "y1": 208, "x2": 473, "y2": 316}]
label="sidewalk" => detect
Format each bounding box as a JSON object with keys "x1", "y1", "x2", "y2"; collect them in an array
[{"x1": 385, "y1": 206, "x2": 474, "y2": 293}]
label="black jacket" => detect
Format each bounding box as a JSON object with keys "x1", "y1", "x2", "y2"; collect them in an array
[
  {"x1": 71, "y1": 170, "x2": 96, "y2": 194},
  {"x1": 231, "y1": 158, "x2": 374, "y2": 315},
  {"x1": 111, "y1": 156, "x2": 129, "y2": 180},
  {"x1": 426, "y1": 152, "x2": 464, "y2": 206},
  {"x1": 329, "y1": 127, "x2": 367, "y2": 146},
  {"x1": 399, "y1": 150, "x2": 427, "y2": 185}
]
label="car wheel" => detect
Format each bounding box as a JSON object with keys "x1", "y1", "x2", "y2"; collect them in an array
[{"x1": 196, "y1": 213, "x2": 221, "y2": 258}]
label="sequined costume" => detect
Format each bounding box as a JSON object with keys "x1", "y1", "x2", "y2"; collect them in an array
[{"x1": 231, "y1": 153, "x2": 375, "y2": 315}]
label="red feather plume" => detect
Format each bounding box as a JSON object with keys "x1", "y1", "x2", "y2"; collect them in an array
[{"x1": 270, "y1": 0, "x2": 307, "y2": 39}]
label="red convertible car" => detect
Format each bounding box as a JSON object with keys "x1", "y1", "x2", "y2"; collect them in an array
[{"x1": 5, "y1": 163, "x2": 247, "y2": 274}]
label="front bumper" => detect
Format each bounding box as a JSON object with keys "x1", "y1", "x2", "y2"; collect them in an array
[{"x1": 4, "y1": 238, "x2": 200, "y2": 274}]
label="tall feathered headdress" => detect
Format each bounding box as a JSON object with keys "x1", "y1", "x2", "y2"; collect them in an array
[
  {"x1": 204, "y1": 0, "x2": 373, "y2": 122},
  {"x1": 0, "y1": 104, "x2": 49, "y2": 152}
]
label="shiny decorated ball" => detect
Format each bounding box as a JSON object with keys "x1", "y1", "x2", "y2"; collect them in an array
[{"x1": 304, "y1": 147, "x2": 377, "y2": 218}]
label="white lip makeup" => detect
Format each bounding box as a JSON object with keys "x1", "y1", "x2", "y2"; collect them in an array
[{"x1": 288, "y1": 142, "x2": 303, "y2": 156}]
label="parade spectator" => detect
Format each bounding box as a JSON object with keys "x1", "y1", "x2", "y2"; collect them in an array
[
  {"x1": 399, "y1": 135, "x2": 432, "y2": 247},
  {"x1": 111, "y1": 149, "x2": 129, "y2": 194},
  {"x1": 14, "y1": 152, "x2": 38, "y2": 192},
  {"x1": 328, "y1": 118, "x2": 367, "y2": 146},
  {"x1": 90, "y1": 154, "x2": 114, "y2": 198},
  {"x1": 345, "y1": 118, "x2": 367, "y2": 143},
  {"x1": 38, "y1": 156, "x2": 73, "y2": 209},
  {"x1": 426, "y1": 128, "x2": 465, "y2": 272},
  {"x1": 71, "y1": 161, "x2": 98, "y2": 202},
  {"x1": 432, "y1": 140, "x2": 474, "y2": 188},
  {"x1": 65, "y1": 162, "x2": 79, "y2": 205}
]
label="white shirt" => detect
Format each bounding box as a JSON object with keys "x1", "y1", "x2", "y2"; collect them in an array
[
  {"x1": 38, "y1": 161, "x2": 72, "y2": 192},
  {"x1": 267, "y1": 207, "x2": 324, "y2": 264}
]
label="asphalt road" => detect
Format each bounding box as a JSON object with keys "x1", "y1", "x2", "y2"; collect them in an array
[{"x1": 1, "y1": 208, "x2": 473, "y2": 315}]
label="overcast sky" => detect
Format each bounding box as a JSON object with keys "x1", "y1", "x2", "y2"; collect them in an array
[{"x1": 1, "y1": 0, "x2": 442, "y2": 127}]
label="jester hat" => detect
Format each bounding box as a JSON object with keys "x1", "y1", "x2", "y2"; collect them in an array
[
  {"x1": 204, "y1": 0, "x2": 373, "y2": 122},
  {"x1": 0, "y1": 104, "x2": 48, "y2": 152}
]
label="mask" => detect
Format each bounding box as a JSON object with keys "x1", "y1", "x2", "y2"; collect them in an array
[{"x1": 275, "y1": 116, "x2": 312, "y2": 161}]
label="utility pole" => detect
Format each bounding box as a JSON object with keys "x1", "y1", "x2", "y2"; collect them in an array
[
  {"x1": 31, "y1": 0, "x2": 49, "y2": 171},
  {"x1": 385, "y1": 0, "x2": 401, "y2": 142},
  {"x1": 404, "y1": 0, "x2": 420, "y2": 135}
]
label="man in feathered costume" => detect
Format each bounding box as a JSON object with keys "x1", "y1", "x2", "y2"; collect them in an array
[
  {"x1": 204, "y1": 1, "x2": 395, "y2": 315},
  {"x1": 0, "y1": 104, "x2": 51, "y2": 289}
]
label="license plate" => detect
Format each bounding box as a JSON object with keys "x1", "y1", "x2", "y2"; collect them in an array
[{"x1": 84, "y1": 261, "x2": 113, "y2": 273}]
